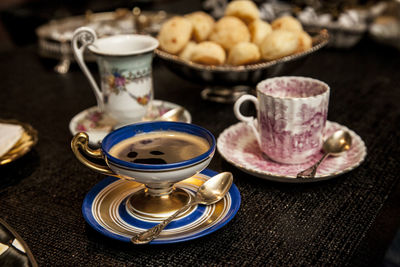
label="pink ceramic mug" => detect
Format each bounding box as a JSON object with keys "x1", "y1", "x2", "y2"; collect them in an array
[{"x1": 234, "y1": 76, "x2": 330, "y2": 164}]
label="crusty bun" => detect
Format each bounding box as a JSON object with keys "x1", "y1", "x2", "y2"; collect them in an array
[
  {"x1": 191, "y1": 41, "x2": 226, "y2": 65},
  {"x1": 271, "y1": 15, "x2": 303, "y2": 32},
  {"x1": 225, "y1": 0, "x2": 260, "y2": 24},
  {"x1": 249, "y1": 19, "x2": 272, "y2": 46},
  {"x1": 227, "y1": 42, "x2": 260, "y2": 65},
  {"x1": 260, "y1": 30, "x2": 299, "y2": 60},
  {"x1": 185, "y1": 11, "x2": 215, "y2": 42},
  {"x1": 209, "y1": 16, "x2": 250, "y2": 50},
  {"x1": 158, "y1": 16, "x2": 192, "y2": 54},
  {"x1": 178, "y1": 41, "x2": 197, "y2": 61},
  {"x1": 296, "y1": 31, "x2": 312, "y2": 52}
]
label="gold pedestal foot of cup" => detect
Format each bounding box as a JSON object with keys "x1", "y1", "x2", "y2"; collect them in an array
[{"x1": 126, "y1": 187, "x2": 193, "y2": 219}]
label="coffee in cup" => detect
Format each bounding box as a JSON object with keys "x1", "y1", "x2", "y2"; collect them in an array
[{"x1": 109, "y1": 131, "x2": 210, "y2": 164}]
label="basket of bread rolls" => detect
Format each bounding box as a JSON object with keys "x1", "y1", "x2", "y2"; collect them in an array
[{"x1": 155, "y1": 0, "x2": 329, "y2": 102}]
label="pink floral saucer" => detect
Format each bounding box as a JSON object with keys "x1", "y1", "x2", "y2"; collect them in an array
[
  {"x1": 69, "y1": 100, "x2": 191, "y2": 146},
  {"x1": 217, "y1": 121, "x2": 367, "y2": 183}
]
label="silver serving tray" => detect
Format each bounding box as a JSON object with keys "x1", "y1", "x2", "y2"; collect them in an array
[
  {"x1": 36, "y1": 9, "x2": 169, "y2": 73},
  {"x1": 36, "y1": 11, "x2": 135, "y2": 61}
]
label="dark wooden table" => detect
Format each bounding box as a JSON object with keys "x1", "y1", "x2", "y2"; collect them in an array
[{"x1": 0, "y1": 12, "x2": 400, "y2": 266}]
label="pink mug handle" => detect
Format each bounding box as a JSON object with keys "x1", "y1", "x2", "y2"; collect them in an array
[{"x1": 233, "y1": 95, "x2": 261, "y2": 147}]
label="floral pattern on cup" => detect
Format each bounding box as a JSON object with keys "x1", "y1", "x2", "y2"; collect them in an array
[
  {"x1": 75, "y1": 101, "x2": 184, "y2": 134},
  {"x1": 104, "y1": 68, "x2": 152, "y2": 106},
  {"x1": 76, "y1": 110, "x2": 117, "y2": 132},
  {"x1": 72, "y1": 27, "x2": 159, "y2": 124}
]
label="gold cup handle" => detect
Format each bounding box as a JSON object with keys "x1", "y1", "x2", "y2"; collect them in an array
[{"x1": 71, "y1": 132, "x2": 117, "y2": 177}]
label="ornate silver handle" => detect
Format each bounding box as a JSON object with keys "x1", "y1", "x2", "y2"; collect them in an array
[
  {"x1": 71, "y1": 27, "x2": 104, "y2": 111},
  {"x1": 131, "y1": 201, "x2": 198, "y2": 244},
  {"x1": 296, "y1": 152, "x2": 330, "y2": 179}
]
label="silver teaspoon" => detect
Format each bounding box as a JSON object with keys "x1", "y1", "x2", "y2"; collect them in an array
[
  {"x1": 297, "y1": 130, "x2": 352, "y2": 179},
  {"x1": 157, "y1": 107, "x2": 184, "y2": 122},
  {"x1": 131, "y1": 172, "x2": 233, "y2": 245}
]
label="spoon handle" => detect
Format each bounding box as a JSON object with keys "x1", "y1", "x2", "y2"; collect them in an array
[
  {"x1": 297, "y1": 152, "x2": 330, "y2": 179},
  {"x1": 131, "y1": 201, "x2": 197, "y2": 245}
]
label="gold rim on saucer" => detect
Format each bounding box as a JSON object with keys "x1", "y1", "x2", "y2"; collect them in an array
[{"x1": 0, "y1": 119, "x2": 38, "y2": 165}]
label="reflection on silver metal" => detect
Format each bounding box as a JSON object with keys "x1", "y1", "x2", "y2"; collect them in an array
[
  {"x1": 131, "y1": 172, "x2": 233, "y2": 244},
  {"x1": 127, "y1": 187, "x2": 192, "y2": 219},
  {"x1": 157, "y1": 107, "x2": 185, "y2": 121},
  {"x1": 36, "y1": 9, "x2": 170, "y2": 73},
  {"x1": 297, "y1": 130, "x2": 352, "y2": 179},
  {"x1": 54, "y1": 38, "x2": 71, "y2": 74},
  {"x1": 133, "y1": 7, "x2": 168, "y2": 35},
  {"x1": 201, "y1": 86, "x2": 252, "y2": 104},
  {"x1": 369, "y1": 12, "x2": 400, "y2": 50}
]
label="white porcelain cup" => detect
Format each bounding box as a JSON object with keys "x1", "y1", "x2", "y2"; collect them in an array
[
  {"x1": 234, "y1": 76, "x2": 330, "y2": 164},
  {"x1": 72, "y1": 27, "x2": 159, "y2": 124}
]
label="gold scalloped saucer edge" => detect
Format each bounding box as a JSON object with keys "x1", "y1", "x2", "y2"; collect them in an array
[{"x1": 0, "y1": 119, "x2": 38, "y2": 165}]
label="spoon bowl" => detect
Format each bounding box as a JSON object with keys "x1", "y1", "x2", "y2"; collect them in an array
[
  {"x1": 297, "y1": 130, "x2": 352, "y2": 179},
  {"x1": 131, "y1": 172, "x2": 233, "y2": 244},
  {"x1": 158, "y1": 107, "x2": 184, "y2": 122},
  {"x1": 196, "y1": 172, "x2": 233, "y2": 204},
  {"x1": 323, "y1": 130, "x2": 352, "y2": 156}
]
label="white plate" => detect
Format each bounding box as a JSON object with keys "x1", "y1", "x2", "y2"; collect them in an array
[
  {"x1": 69, "y1": 99, "x2": 191, "y2": 146},
  {"x1": 217, "y1": 121, "x2": 367, "y2": 183}
]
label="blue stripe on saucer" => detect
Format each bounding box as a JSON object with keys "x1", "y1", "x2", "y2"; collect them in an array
[
  {"x1": 82, "y1": 169, "x2": 241, "y2": 244},
  {"x1": 82, "y1": 176, "x2": 124, "y2": 241}
]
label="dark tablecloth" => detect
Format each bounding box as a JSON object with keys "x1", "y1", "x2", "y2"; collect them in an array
[{"x1": 0, "y1": 38, "x2": 399, "y2": 266}]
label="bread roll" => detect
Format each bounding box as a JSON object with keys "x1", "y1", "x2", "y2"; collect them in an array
[
  {"x1": 225, "y1": 0, "x2": 260, "y2": 24},
  {"x1": 296, "y1": 31, "x2": 312, "y2": 52},
  {"x1": 260, "y1": 30, "x2": 299, "y2": 60},
  {"x1": 178, "y1": 41, "x2": 197, "y2": 61},
  {"x1": 227, "y1": 42, "x2": 260, "y2": 65},
  {"x1": 191, "y1": 41, "x2": 226, "y2": 65},
  {"x1": 271, "y1": 15, "x2": 303, "y2": 32},
  {"x1": 185, "y1": 11, "x2": 215, "y2": 42},
  {"x1": 248, "y1": 19, "x2": 272, "y2": 46},
  {"x1": 209, "y1": 16, "x2": 250, "y2": 50},
  {"x1": 158, "y1": 16, "x2": 193, "y2": 54}
]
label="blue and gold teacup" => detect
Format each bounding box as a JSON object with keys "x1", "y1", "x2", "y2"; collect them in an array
[{"x1": 71, "y1": 121, "x2": 216, "y2": 218}]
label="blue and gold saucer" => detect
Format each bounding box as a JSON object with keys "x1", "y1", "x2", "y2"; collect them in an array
[{"x1": 82, "y1": 169, "x2": 240, "y2": 244}]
